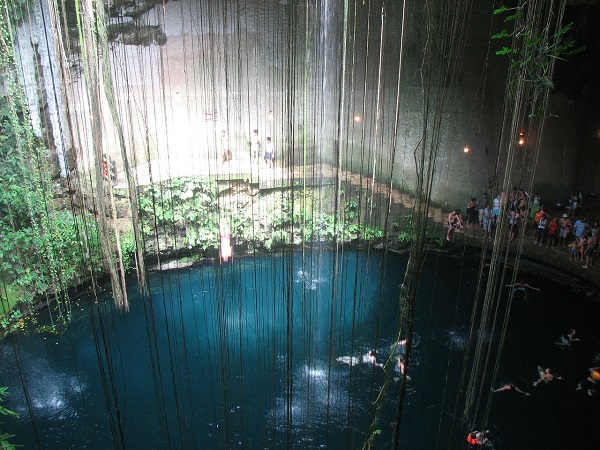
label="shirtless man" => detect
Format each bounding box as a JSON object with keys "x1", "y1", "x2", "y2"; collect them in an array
[
  {"x1": 364, "y1": 350, "x2": 384, "y2": 368},
  {"x1": 446, "y1": 209, "x2": 463, "y2": 241},
  {"x1": 492, "y1": 382, "x2": 531, "y2": 396},
  {"x1": 582, "y1": 232, "x2": 596, "y2": 268},
  {"x1": 506, "y1": 281, "x2": 540, "y2": 292},
  {"x1": 533, "y1": 366, "x2": 562, "y2": 386},
  {"x1": 396, "y1": 355, "x2": 411, "y2": 380},
  {"x1": 558, "y1": 214, "x2": 572, "y2": 248}
]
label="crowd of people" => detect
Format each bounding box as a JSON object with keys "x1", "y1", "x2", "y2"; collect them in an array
[
  {"x1": 449, "y1": 189, "x2": 599, "y2": 447},
  {"x1": 447, "y1": 189, "x2": 599, "y2": 269}
]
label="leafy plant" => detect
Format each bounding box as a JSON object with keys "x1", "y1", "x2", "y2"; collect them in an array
[
  {"x1": 491, "y1": 3, "x2": 584, "y2": 108},
  {"x1": 0, "y1": 386, "x2": 18, "y2": 449}
]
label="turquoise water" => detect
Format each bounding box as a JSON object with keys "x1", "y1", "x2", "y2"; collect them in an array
[{"x1": 1, "y1": 250, "x2": 599, "y2": 449}]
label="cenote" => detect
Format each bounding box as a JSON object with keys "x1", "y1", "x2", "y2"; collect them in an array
[{"x1": 1, "y1": 250, "x2": 599, "y2": 449}]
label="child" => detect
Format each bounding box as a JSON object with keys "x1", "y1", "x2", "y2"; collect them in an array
[
  {"x1": 569, "y1": 240, "x2": 578, "y2": 262},
  {"x1": 576, "y1": 235, "x2": 587, "y2": 262}
]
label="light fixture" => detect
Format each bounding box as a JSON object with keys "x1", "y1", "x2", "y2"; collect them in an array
[
  {"x1": 518, "y1": 131, "x2": 525, "y2": 146},
  {"x1": 463, "y1": 144, "x2": 470, "y2": 154},
  {"x1": 354, "y1": 114, "x2": 362, "y2": 123}
]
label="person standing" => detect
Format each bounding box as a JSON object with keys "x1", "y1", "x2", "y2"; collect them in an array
[
  {"x1": 582, "y1": 232, "x2": 596, "y2": 268},
  {"x1": 546, "y1": 217, "x2": 559, "y2": 248},
  {"x1": 264, "y1": 136, "x2": 274, "y2": 168},
  {"x1": 250, "y1": 129, "x2": 260, "y2": 164},
  {"x1": 573, "y1": 217, "x2": 587, "y2": 239},
  {"x1": 481, "y1": 203, "x2": 493, "y2": 240},
  {"x1": 492, "y1": 194, "x2": 502, "y2": 226},
  {"x1": 508, "y1": 208, "x2": 521, "y2": 243},
  {"x1": 478, "y1": 193, "x2": 488, "y2": 227},
  {"x1": 535, "y1": 213, "x2": 548, "y2": 246},
  {"x1": 559, "y1": 214, "x2": 572, "y2": 248},
  {"x1": 221, "y1": 129, "x2": 232, "y2": 164},
  {"x1": 466, "y1": 198, "x2": 478, "y2": 228}
]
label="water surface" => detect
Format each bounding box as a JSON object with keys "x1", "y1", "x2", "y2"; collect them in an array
[{"x1": 1, "y1": 250, "x2": 599, "y2": 449}]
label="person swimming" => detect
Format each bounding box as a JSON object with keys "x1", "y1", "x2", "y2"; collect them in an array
[
  {"x1": 576, "y1": 367, "x2": 599, "y2": 396},
  {"x1": 396, "y1": 355, "x2": 411, "y2": 380},
  {"x1": 556, "y1": 329, "x2": 580, "y2": 346},
  {"x1": 492, "y1": 382, "x2": 531, "y2": 396},
  {"x1": 533, "y1": 366, "x2": 563, "y2": 386},
  {"x1": 505, "y1": 281, "x2": 540, "y2": 292},
  {"x1": 467, "y1": 430, "x2": 490, "y2": 446},
  {"x1": 337, "y1": 349, "x2": 384, "y2": 368}
]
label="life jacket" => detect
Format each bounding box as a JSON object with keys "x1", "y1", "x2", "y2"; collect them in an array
[
  {"x1": 591, "y1": 370, "x2": 600, "y2": 382},
  {"x1": 467, "y1": 434, "x2": 478, "y2": 445}
]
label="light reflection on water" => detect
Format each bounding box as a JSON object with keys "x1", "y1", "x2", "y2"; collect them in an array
[{"x1": 1, "y1": 251, "x2": 599, "y2": 449}]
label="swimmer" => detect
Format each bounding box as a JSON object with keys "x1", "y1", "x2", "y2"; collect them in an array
[
  {"x1": 576, "y1": 367, "x2": 599, "y2": 396},
  {"x1": 556, "y1": 329, "x2": 580, "y2": 346},
  {"x1": 467, "y1": 430, "x2": 490, "y2": 446},
  {"x1": 337, "y1": 350, "x2": 383, "y2": 368},
  {"x1": 505, "y1": 281, "x2": 540, "y2": 292},
  {"x1": 533, "y1": 366, "x2": 562, "y2": 386},
  {"x1": 364, "y1": 350, "x2": 384, "y2": 368},
  {"x1": 492, "y1": 382, "x2": 531, "y2": 396},
  {"x1": 396, "y1": 355, "x2": 411, "y2": 380}
]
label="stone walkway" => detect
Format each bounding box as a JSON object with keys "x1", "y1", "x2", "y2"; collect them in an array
[
  {"x1": 450, "y1": 224, "x2": 600, "y2": 290},
  {"x1": 122, "y1": 160, "x2": 599, "y2": 289}
]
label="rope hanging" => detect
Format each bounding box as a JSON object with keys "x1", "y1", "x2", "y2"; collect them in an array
[{"x1": 0, "y1": 0, "x2": 574, "y2": 448}]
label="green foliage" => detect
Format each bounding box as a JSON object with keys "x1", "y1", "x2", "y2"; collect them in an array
[
  {"x1": 344, "y1": 200, "x2": 358, "y2": 221},
  {"x1": 138, "y1": 177, "x2": 220, "y2": 250},
  {"x1": 491, "y1": 3, "x2": 584, "y2": 104},
  {"x1": 118, "y1": 230, "x2": 137, "y2": 273},
  {"x1": 393, "y1": 214, "x2": 414, "y2": 244},
  {"x1": 0, "y1": 0, "x2": 32, "y2": 25},
  {"x1": 0, "y1": 93, "x2": 103, "y2": 329},
  {"x1": 0, "y1": 386, "x2": 18, "y2": 449}
]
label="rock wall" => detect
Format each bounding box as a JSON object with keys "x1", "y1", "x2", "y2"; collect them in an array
[{"x1": 57, "y1": 0, "x2": 583, "y2": 207}]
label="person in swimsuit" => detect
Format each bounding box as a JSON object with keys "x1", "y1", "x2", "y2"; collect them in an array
[
  {"x1": 396, "y1": 355, "x2": 411, "y2": 380},
  {"x1": 492, "y1": 382, "x2": 531, "y2": 396},
  {"x1": 556, "y1": 329, "x2": 580, "y2": 346},
  {"x1": 533, "y1": 366, "x2": 562, "y2": 386},
  {"x1": 576, "y1": 367, "x2": 599, "y2": 396},
  {"x1": 363, "y1": 350, "x2": 384, "y2": 368},
  {"x1": 337, "y1": 349, "x2": 384, "y2": 368},
  {"x1": 505, "y1": 281, "x2": 540, "y2": 292},
  {"x1": 582, "y1": 231, "x2": 596, "y2": 268},
  {"x1": 446, "y1": 209, "x2": 463, "y2": 241}
]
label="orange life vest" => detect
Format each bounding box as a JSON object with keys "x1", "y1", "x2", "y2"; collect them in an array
[{"x1": 467, "y1": 433, "x2": 478, "y2": 445}]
